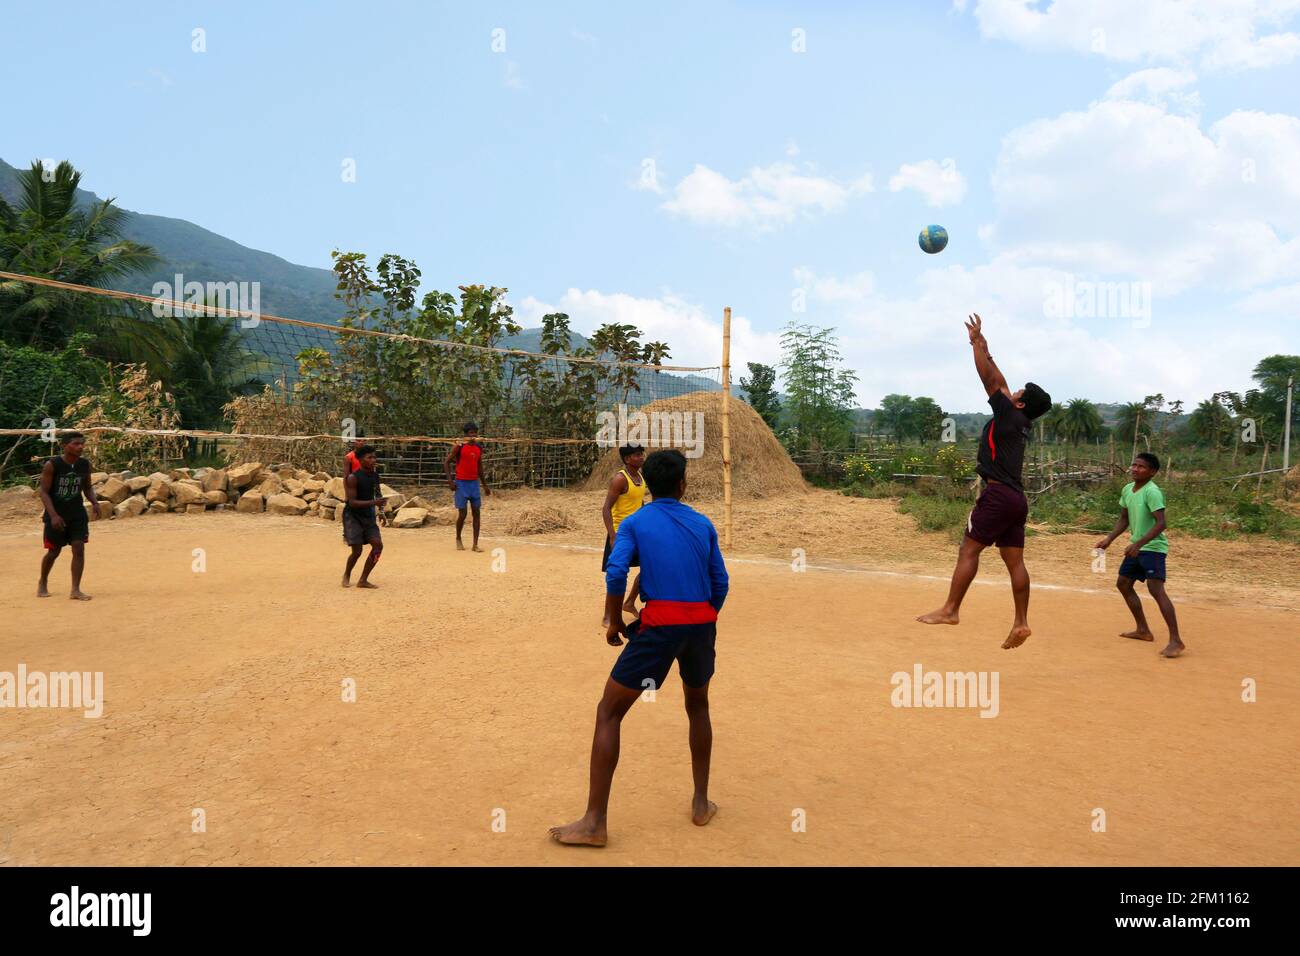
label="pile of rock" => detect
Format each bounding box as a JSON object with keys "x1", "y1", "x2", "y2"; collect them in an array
[{"x1": 79, "y1": 462, "x2": 444, "y2": 527}]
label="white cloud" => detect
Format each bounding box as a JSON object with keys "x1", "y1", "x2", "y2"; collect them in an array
[
  {"x1": 786, "y1": 261, "x2": 1288, "y2": 410},
  {"x1": 516, "y1": 289, "x2": 782, "y2": 374},
  {"x1": 988, "y1": 83, "x2": 1300, "y2": 294},
  {"x1": 888, "y1": 158, "x2": 968, "y2": 207},
  {"x1": 1103, "y1": 67, "x2": 1201, "y2": 115},
  {"x1": 659, "y1": 161, "x2": 873, "y2": 230},
  {"x1": 969, "y1": 0, "x2": 1300, "y2": 70}
]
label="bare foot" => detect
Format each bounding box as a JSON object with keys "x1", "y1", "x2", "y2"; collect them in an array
[
  {"x1": 691, "y1": 798, "x2": 718, "y2": 826},
  {"x1": 1001, "y1": 625, "x2": 1031, "y2": 649},
  {"x1": 69, "y1": 590, "x2": 93, "y2": 601},
  {"x1": 916, "y1": 608, "x2": 959, "y2": 625},
  {"x1": 341, "y1": 578, "x2": 352, "y2": 588},
  {"x1": 357, "y1": 581, "x2": 379, "y2": 589},
  {"x1": 456, "y1": 539, "x2": 465, "y2": 551},
  {"x1": 37, "y1": 582, "x2": 50, "y2": 598},
  {"x1": 548, "y1": 817, "x2": 607, "y2": 847},
  {"x1": 1160, "y1": 639, "x2": 1185, "y2": 658},
  {"x1": 472, "y1": 544, "x2": 484, "y2": 553},
  {"x1": 1120, "y1": 629, "x2": 1155, "y2": 642}
]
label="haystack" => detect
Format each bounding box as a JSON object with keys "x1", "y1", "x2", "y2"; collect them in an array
[
  {"x1": 505, "y1": 504, "x2": 576, "y2": 535},
  {"x1": 581, "y1": 391, "x2": 807, "y2": 500}
]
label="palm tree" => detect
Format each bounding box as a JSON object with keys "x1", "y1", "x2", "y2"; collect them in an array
[
  {"x1": 1188, "y1": 398, "x2": 1234, "y2": 451},
  {"x1": 164, "y1": 304, "x2": 271, "y2": 427},
  {"x1": 1042, "y1": 402, "x2": 1067, "y2": 442},
  {"x1": 1113, "y1": 402, "x2": 1148, "y2": 445},
  {"x1": 1059, "y1": 398, "x2": 1103, "y2": 445},
  {"x1": 0, "y1": 160, "x2": 161, "y2": 356}
]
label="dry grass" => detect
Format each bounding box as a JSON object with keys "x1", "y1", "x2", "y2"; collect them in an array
[{"x1": 503, "y1": 503, "x2": 576, "y2": 535}]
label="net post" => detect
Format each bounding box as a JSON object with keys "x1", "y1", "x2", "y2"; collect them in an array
[{"x1": 721, "y1": 306, "x2": 732, "y2": 550}]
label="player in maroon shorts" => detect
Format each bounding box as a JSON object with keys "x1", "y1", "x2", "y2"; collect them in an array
[{"x1": 916, "y1": 315, "x2": 1051, "y2": 648}]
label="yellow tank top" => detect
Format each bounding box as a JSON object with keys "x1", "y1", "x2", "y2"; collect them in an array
[{"x1": 611, "y1": 468, "x2": 646, "y2": 530}]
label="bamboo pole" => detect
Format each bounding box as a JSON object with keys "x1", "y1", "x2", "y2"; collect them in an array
[{"x1": 721, "y1": 307, "x2": 733, "y2": 550}]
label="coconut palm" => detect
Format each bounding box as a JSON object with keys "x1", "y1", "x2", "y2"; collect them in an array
[{"x1": 163, "y1": 304, "x2": 271, "y2": 427}]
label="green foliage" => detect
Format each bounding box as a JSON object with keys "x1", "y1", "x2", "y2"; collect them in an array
[
  {"x1": 0, "y1": 334, "x2": 108, "y2": 482},
  {"x1": 1058, "y1": 398, "x2": 1103, "y2": 444},
  {"x1": 779, "y1": 323, "x2": 858, "y2": 452},
  {"x1": 740, "y1": 362, "x2": 781, "y2": 431},
  {"x1": 875, "y1": 393, "x2": 946, "y2": 441},
  {"x1": 0, "y1": 160, "x2": 160, "y2": 358}
]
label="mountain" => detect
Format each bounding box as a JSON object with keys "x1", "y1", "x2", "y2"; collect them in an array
[{"x1": 0, "y1": 158, "x2": 343, "y2": 327}]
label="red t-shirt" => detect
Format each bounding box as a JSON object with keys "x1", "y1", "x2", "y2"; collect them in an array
[
  {"x1": 454, "y1": 443, "x2": 482, "y2": 481},
  {"x1": 345, "y1": 451, "x2": 361, "y2": 474}
]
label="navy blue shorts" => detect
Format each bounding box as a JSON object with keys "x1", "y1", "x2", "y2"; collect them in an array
[
  {"x1": 610, "y1": 620, "x2": 716, "y2": 691},
  {"x1": 1119, "y1": 551, "x2": 1166, "y2": 582}
]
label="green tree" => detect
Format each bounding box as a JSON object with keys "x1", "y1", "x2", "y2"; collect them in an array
[
  {"x1": 1059, "y1": 398, "x2": 1103, "y2": 444},
  {"x1": 0, "y1": 160, "x2": 160, "y2": 358},
  {"x1": 1188, "y1": 397, "x2": 1234, "y2": 449},
  {"x1": 739, "y1": 362, "x2": 782, "y2": 432},
  {"x1": 876, "y1": 394, "x2": 913, "y2": 442},
  {"x1": 910, "y1": 396, "x2": 946, "y2": 442},
  {"x1": 778, "y1": 323, "x2": 858, "y2": 452},
  {"x1": 163, "y1": 304, "x2": 269, "y2": 427}
]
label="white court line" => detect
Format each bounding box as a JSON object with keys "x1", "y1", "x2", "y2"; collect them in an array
[{"x1": 488, "y1": 535, "x2": 1300, "y2": 612}]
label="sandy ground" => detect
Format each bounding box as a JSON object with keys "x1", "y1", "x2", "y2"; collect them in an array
[{"x1": 1, "y1": 487, "x2": 1297, "y2": 866}]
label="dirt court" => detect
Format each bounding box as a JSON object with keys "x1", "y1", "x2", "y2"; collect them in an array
[{"x1": 1, "y1": 487, "x2": 1297, "y2": 866}]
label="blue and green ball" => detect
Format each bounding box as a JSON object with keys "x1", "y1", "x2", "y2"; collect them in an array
[{"x1": 918, "y1": 225, "x2": 948, "y2": 254}]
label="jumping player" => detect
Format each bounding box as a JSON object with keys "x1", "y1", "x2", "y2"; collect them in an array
[
  {"x1": 601, "y1": 443, "x2": 647, "y2": 625},
  {"x1": 342, "y1": 444, "x2": 385, "y2": 588},
  {"x1": 550, "y1": 449, "x2": 729, "y2": 848},
  {"x1": 917, "y1": 314, "x2": 1051, "y2": 648},
  {"x1": 1095, "y1": 452, "x2": 1184, "y2": 658},
  {"x1": 37, "y1": 431, "x2": 99, "y2": 600},
  {"x1": 446, "y1": 421, "x2": 490, "y2": 552}
]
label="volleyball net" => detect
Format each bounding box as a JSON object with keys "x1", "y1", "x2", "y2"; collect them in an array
[{"x1": 0, "y1": 271, "x2": 727, "y2": 488}]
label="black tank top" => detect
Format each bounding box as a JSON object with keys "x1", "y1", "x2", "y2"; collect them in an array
[
  {"x1": 48, "y1": 456, "x2": 90, "y2": 513},
  {"x1": 348, "y1": 468, "x2": 380, "y2": 516}
]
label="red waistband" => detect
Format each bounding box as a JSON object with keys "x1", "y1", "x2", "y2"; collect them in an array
[{"x1": 639, "y1": 600, "x2": 718, "y2": 627}]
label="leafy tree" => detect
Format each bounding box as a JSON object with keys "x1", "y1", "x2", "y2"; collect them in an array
[
  {"x1": 778, "y1": 323, "x2": 858, "y2": 452},
  {"x1": 876, "y1": 394, "x2": 914, "y2": 442},
  {"x1": 739, "y1": 362, "x2": 781, "y2": 431},
  {"x1": 910, "y1": 396, "x2": 946, "y2": 442}
]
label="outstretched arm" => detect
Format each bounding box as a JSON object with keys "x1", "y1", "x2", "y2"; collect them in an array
[{"x1": 965, "y1": 314, "x2": 1010, "y2": 398}]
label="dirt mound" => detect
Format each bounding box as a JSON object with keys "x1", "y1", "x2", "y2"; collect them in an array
[{"x1": 581, "y1": 391, "x2": 807, "y2": 500}]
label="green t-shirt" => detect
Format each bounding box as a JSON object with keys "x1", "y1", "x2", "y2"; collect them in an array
[{"x1": 1120, "y1": 480, "x2": 1169, "y2": 554}]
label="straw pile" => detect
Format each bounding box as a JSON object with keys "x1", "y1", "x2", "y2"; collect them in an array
[
  {"x1": 504, "y1": 503, "x2": 577, "y2": 535},
  {"x1": 581, "y1": 391, "x2": 807, "y2": 500}
]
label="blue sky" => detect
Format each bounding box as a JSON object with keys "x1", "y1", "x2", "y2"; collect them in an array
[{"x1": 3, "y1": 0, "x2": 1299, "y2": 412}]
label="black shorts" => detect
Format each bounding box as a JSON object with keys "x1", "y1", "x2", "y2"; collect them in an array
[
  {"x1": 966, "y1": 481, "x2": 1028, "y2": 549},
  {"x1": 601, "y1": 535, "x2": 639, "y2": 572},
  {"x1": 343, "y1": 509, "x2": 382, "y2": 546},
  {"x1": 43, "y1": 510, "x2": 89, "y2": 549},
  {"x1": 610, "y1": 620, "x2": 716, "y2": 691}
]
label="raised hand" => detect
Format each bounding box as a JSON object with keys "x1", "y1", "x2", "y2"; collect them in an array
[{"x1": 965, "y1": 313, "x2": 984, "y2": 344}]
